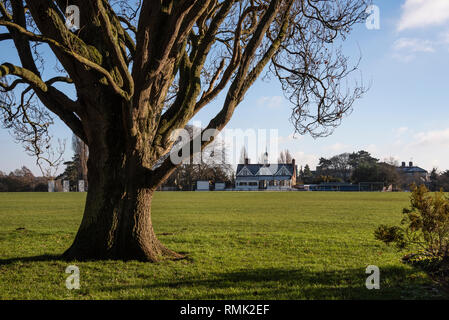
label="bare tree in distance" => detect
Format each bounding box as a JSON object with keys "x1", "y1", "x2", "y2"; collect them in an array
[
  {"x1": 239, "y1": 146, "x2": 249, "y2": 164},
  {"x1": 384, "y1": 156, "x2": 399, "y2": 167},
  {"x1": 0, "y1": 81, "x2": 66, "y2": 176},
  {"x1": 161, "y1": 126, "x2": 233, "y2": 190},
  {"x1": 72, "y1": 134, "x2": 88, "y2": 183},
  {"x1": 0, "y1": 0, "x2": 368, "y2": 261},
  {"x1": 278, "y1": 149, "x2": 293, "y2": 164}
]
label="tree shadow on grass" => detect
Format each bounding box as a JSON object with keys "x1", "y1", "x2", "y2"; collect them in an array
[
  {"x1": 1, "y1": 255, "x2": 446, "y2": 299},
  {"x1": 0, "y1": 250, "x2": 194, "y2": 265},
  {"x1": 0, "y1": 254, "x2": 64, "y2": 265},
  {"x1": 106, "y1": 266, "x2": 447, "y2": 300}
]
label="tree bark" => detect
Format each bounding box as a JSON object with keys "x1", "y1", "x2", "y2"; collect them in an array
[
  {"x1": 63, "y1": 145, "x2": 182, "y2": 261},
  {"x1": 63, "y1": 95, "x2": 182, "y2": 262}
]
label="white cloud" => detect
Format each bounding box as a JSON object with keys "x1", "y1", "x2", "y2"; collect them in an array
[
  {"x1": 394, "y1": 126, "x2": 409, "y2": 137},
  {"x1": 365, "y1": 144, "x2": 378, "y2": 154},
  {"x1": 412, "y1": 128, "x2": 449, "y2": 148},
  {"x1": 292, "y1": 151, "x2": 319, "y2": 169},
  {"x1": 391, "y1": 52, "x2": 417, "y2": 63},
  {"x1": 376, "y1": 127, "x2": 449, "y2": 170},
  {"x1": 277, "y1": 133, "x2": 301, "y2": 145},
  {"x1": 391, "y1": 38, "x2": 436, "y2": 63},
  {"x1": 377, "y1": 127, "x2": 449, "y2": 171},
  {"x1": 393, "y1": 38, "x2": 435, "y2": 53},
  {"x1": 324, "y1": 142, "x2": 351, "y2": 152},
  {"x1": 288, "y1": 127, "x2": 449, "y2": 173},
  {"x1": 257, "y1": 96, "x2": 283, "y2": 109},
  {"x1": 439, "y1": 30, "x2": 449, "y2": 44},
  {"x1": 398, "y1": 0, "x2": 449, "y2": 31}
]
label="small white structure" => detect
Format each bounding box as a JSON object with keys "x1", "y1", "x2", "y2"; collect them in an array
[
  {"x1": 63, "y1": 180, "x2": 70, "y2": 192},
  {"x1": 48, "y1": 180, "x2": 55, "y2": 192},
  {"x1": 215, "y1": 182, "x2": 225, "y2": 190},
  {"x1": 78, "y1": 180, "x2": 85, "y2": 192},
  {"x1": 196, "y1": 180, "x2": 210, "y2": 191}
]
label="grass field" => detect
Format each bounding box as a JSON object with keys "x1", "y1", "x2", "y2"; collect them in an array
[{"x1": 0, "y1": 191, "x2": 447, "y2": 300}]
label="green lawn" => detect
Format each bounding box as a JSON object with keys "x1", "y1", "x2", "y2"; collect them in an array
[{"x1": 0, "y1": 191, "x2": 446, "y2": 299}]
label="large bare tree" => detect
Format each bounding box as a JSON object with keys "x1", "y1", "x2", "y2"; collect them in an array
[{"x1": 0, "y1": 0, "x2": 368, "y2": 261}]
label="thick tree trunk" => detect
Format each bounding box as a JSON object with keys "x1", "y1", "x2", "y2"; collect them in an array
[
  {"x1": 63, "y1": 152, "x2": 182, "y2": 261},
  {"x1": 63, "y1": 99, "x2": 182, "y2": 262},
  {"x1": 63, "y1": 159, "x2": 182, "y2": 261}
]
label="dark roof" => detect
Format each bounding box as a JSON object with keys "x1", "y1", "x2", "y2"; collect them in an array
[
  {"x1": 236, "y1": 163, "x2": 295, "y2": 177},
  {"x1": 397, "y1": 166, "x2": 428, "y2": 174}
]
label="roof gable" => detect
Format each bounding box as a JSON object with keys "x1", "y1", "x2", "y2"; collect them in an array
[
  {"x1": 275, "y1": 165, "x2": 292, "y2": 176},
  {"x1": 236, "y1": 166, "x2": 253, "y2": 176}
]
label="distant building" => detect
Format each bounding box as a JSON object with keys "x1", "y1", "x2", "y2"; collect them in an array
[
  {"x1": 397, "y1": 161, "x2": 428, "y2": 178},
  {"x1": 397, "y1": 161, "x2": 429, "y2": 188},
  {"x1": 235, "y1": 154, "x2": 297, "y2": 191}
]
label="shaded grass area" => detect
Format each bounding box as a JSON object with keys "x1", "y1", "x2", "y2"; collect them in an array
[{"x1": 0, "y1": 192, "x2": 447, "y2": 299}]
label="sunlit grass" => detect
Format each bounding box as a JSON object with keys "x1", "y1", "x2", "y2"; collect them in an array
[{"x1": 0, "y1": 191, "x2": 446, "y2": 299}]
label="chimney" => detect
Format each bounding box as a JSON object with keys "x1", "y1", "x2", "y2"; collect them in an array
[
  {"x1": 401, "y1": 162, "x2": 406, "y2": 167},
  {"x1": 409, "y1": 161, "x2": 413, "y2": 167},
  {"x1": 244, "y1": 158, "x2": 249, "y2": 165}
]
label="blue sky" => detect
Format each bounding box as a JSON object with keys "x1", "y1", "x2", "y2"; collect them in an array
[{"x1": 2, "y1": 0, "x2": 449, "y2": 175}]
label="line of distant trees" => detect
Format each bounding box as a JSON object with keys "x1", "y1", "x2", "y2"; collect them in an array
[
  {"x1": 0, "y1": 134, "x2": 89, "y2": 192},
  {"x1": 298, "y1": 150, "x2": 425, "y2": 191},
  {"x1": 4, "y1": 146, "x2": 449, "y2": 192},
  {"x1": 0, "y1": 166, "x2": 48, "y2": 192},
  {"x1": 429, "y1": 169, "x2": 449, "y2": 192}
]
